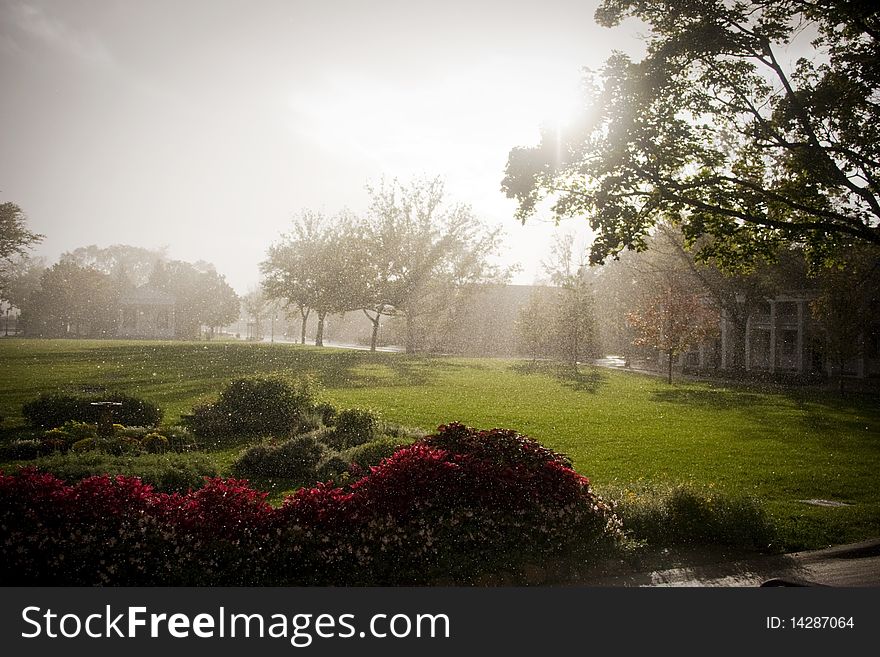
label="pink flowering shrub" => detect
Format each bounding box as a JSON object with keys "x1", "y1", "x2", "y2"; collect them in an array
[{"x1": 0, "y1": 423, "x2": 621, "y2": 585}]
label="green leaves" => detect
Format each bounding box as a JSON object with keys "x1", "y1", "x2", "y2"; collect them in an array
[{"x1": 503, "y1": 0, "x2": 880, "y2": 270}]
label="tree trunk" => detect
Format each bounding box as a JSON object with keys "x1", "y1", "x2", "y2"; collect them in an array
[
  {"x1": 668, "y1": 348, "x2": 674, "y2": 384},
  {"x1": 315, "y1": 311, "x2": 326, "y2": 347},
  {"x1": 405, "y1": 313, "x2": 416, "y2": 354},
  {"x1": 300, "y1": 307, "x2": 310, "y2": 345},
  {"x1": 363, "y1": 306, "x2": 384, "y2": 352}
]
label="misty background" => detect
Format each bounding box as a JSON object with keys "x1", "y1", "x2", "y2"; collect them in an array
[{"x1": 0, "y1": 0, "x2": 645, "y2": 293}]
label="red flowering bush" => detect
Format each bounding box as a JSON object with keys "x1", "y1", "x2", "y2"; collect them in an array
[{"x1": 0, "y1": 424, "x2": 622, "y2": 585}]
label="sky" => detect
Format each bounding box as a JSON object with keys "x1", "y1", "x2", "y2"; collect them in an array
[{"x1": 0, "y1": 0, "x2": 647, "y2": 293}]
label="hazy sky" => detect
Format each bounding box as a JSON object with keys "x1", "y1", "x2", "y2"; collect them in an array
[{"x1": 1, "y1": 0, "x2": 646, "y2": 293}]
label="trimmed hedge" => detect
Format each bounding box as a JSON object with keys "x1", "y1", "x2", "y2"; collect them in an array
[
  {"x1": 22, "y1": 392, "x2": 162, "y2": 428},
  {"x1": 0, "y1": 423, "x2": 623, "y2": 585},
  {"x1": 20, "y1": 452, "x2": 219, "y2": 494}
]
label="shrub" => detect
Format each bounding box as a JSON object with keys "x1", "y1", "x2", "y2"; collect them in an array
[
  {"x1": 0, "y1": 440, "x2": 42, "y2": 461},
  {"x1": 339, "y1": 437, "x2": 403, "y2": 469},
  {"x1": 315, "y1": 454, "x2": 350, "y2": 482},
  {"x1": 324, "y1": 408, "x2": 380, "y2": 449},
  {"x1": 0, "y1": 423, "x2": 623, "y2": 585},
  {"x1": 183, "y1": 376, "x2": 320, "y2": 440},
  {"x1": 22, "y1": 392, "x2": 162, "y2": 428},
  {"x1": 71, "y1": 438, "x2": 96, "y2": 452},
  {"x1": 21, "y1": 452, "x2": 218, "y2": 494},
  {"x1": 163, "y1": 425, "x2": 198, "y2": 451},
  {"x1": 181, "y1": 404, "x2": 230, "y2": 443},
  {"x1": 58, "y1": 420, "x2": 98, "y2": 440},
  {"x1": 230, "y1": 434, "x2": 325, "y2": 480},
  {"x1": 141, "y1": 433, "x2": 169, "y2": 454},
  {"x1": 606, "y1": 483, "x2": 775, "y2": 551},
  {"x1": 315, "y1": 401, "x2": 336, "y2": 426},
  {"x1": 275, "y1": 423, "x2": 623, "y2": 585}
]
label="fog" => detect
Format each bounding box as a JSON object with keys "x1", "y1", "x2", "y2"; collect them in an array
[{"x1": 0, "y1": 0, "x2": 645, "y2": 294}]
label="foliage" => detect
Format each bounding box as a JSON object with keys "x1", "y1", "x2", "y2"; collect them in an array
[
  {"x1": 0, "y1": 440, "x2": 43, "y2": 461},
  {"x1": 606, "y1": 483, "x2": 776, "y2": 550},
  {"x1": 16, "y1": 453, "x2": 218, "y2": 494},
  {"x1": 503, "y1": 1, "x2": 880, "y2": 269},
  {"x1": 230, "y1": 433, "x2": 325, "y2": 480},
  {"x1": 0, "y1": 201, "x2": 43, "y2": 305},
  {"x1": 141, "y1": 433, "x2": 169, "y2": 453},
  {"x1": 340, "y1": 436, "x2": 405, "y2": 470},
  {"x1": 810, "y1": 244, "x2": 880, "y2": 375},
  {"x1": 324, "y1": 407, "x2": 380, "y2": 449},
  {"x1": 2, "y1": 340, "x2": 879, "y2": 551},
  {"x1": 148, "y1": 259, "x2": 239, "y2": 339},
  {"x1": 60, "y1": 244, "x2": 168, "y2": 288},
  {"x1": 315, "y1": 401, "x2": 337, "y2": 426},
  {"x1": 22, "y1": 392, "x2": 162, "y2": 428},
  {"x1": 315, "y1": 453, "x2": 351, "y2": 482},
  {"x1": 261, "y1": 211, "x2": 367, "y2": 346},
  {"x1": 626, "y1": 284, "x2": 719, "y2": 382},
  {"x1": 363, "y1": 177, "x2": 508, "y2": 353},
  {"x1": 0, "y1": 424, "x2": 622, "y2": 585},
  {"x1": 183, "y1": 376, "x2": 319, "y2": 440},
  {"x1": 20, "y1": 262, "x2": 118, "y2": 337}
]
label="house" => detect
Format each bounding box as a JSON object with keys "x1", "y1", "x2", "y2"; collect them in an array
[
  {"x1": 117, "y1": 286, "x2": 175, "y2": 339},
  {"x1": 681, "y1": 291, "x2": 880, "y2": 379}
]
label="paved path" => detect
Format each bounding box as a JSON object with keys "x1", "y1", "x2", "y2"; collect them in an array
[{"x1": 593, "y1": 539, "x2": 880, "y2": 587}]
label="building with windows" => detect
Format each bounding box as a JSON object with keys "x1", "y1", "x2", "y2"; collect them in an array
[{"x1": 684, "y1": 292, "x2": 880, "y2": 380}]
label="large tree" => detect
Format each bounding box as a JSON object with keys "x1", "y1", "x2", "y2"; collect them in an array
[
  {"x1": 503, "y1": 1, "x2": 880, "y2": 269},
  {"x1": 21, "y1": 262, "x2": 117, "y2": 338},
  {"x1": 261, "y1": 211, "x2": 367, "y2": 347},
  {"x1": 1, "y1": 202, "x2": 43, "y2": 307},
  {"x1": 363, "y1": 177, "x2": 506, "y2": 353},
  {"x1": 811, "y1": 243, "x2": 880, "y2": 382},
  {"x1": 60, "y1": 244, "x2": 168, "y2": 288},
  {"x1": 149, "y1": 260, "x2": 239, "y2": 339}
]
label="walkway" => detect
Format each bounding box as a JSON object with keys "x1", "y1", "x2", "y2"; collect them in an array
[{"x1": 592, "y1": 539, "x2": 880, "y2": 587}]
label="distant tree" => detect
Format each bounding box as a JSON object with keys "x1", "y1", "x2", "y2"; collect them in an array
[
  {"x1": 60, "y1": 244, "x2": 168, "y2": 288},
  {"x1": 2, "y1": 255, "x2": 44, "y2": 309},
  {"x1": 626, "y1": 285, "x2": 719, "y2": 383},
  {"x1": 262, "y1": 211, "x2": 367, "y2": 347},
  {"x1": 516, "y1": 287, "x2": 559, "y2": 361},
  {"x1": 811, "y1": 244, "x2": 880, "y2": 385},
  {"x1": 542, "y1": 233, "x2": 597, "y2": 366},
  {"x1": 21, "y1": 262, "x2": 117, "y2": 338},
  {"x1": 503, "y1": 1, "x2": 880, "y2": 270},
  {"x1": 149, "y1": 259, "x2": 239, "y2": 339},
  {"x1": 364, "y1": 177, "x2": 506, "y2": 353},
  {"x1": 1, "y1": 202, "x2": 43, "y2": 308},
  {"x1": 241, "y1": 288, "x2": 268, "y2": 340},
  {"x1": 0, "y1": 202, "x2": 43, "y2": 263}
]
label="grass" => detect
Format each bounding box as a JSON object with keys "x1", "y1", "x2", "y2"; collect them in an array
[{"x1": 1, "y1": 338, "x2": 879, "y2": 551}]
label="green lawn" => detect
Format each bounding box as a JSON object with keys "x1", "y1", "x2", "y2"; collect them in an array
[{"x1": 2, "y1": 338, "x2": 879, "y2": 550}]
